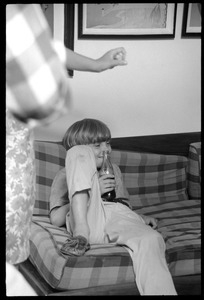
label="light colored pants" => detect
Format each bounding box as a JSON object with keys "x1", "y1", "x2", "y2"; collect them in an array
[
  {"x1": 104, "y1": 203, "x2": 177, "y2": 295},
  {"x1": 65, "y1": 145, "x2": 177, "y2": 295}
]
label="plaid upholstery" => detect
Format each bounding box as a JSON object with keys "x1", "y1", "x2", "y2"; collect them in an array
[
  {"x1": 29, "y1": 141, "x2": 201, "y2": 290},
  {"x1": 29, "y1": 199, "x2": 201, "y2": 289},
  {"x1": 30, "y1": 216, "x2": 134, "y2": 290},
  {"x1": 110, "y1": 150, "x2": 188, "y2": 209},
  {"x1": 135, "y1": 200, "x2": 201, "y2": 277},
  {"x1": 33, "y1": 141, "x2": 66, "y2": 216},
  {"x1": 187, "y1": 142, "x2": 201, "y2": 199}
]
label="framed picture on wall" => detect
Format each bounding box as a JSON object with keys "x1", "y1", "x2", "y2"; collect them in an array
[
  {"x1": 78, "y1": 3, "x2": 177, "y2": 39},
  {"x1": 182, "y1": 3, "x2": 201, "y2": 37}
]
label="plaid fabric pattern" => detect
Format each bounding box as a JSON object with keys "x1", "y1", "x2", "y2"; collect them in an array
[
  {"x1": 33, "y1": 141, "x2": 66, "y2": 216},
  {"x1": 29, "y1": 199, "x2": 201, "y2": 289},
  {"x1": 135, "y1": 200, "x2": 201, "y2": 277},
  {"x1": 29, "y1": 141, "x2": 200, "y2": 290},
  {"x1": 6, "y1": 4, "x2": 69, "y2": 126},
  {"x1": 187, "y1": 142, "x2": 201, "y2": 199},
  {"x1": 110, "y1": 150, "x2": 188, "y2": 209},
  {"x1": 30, "y1": 216, "x2": 134, "y2": 290}
]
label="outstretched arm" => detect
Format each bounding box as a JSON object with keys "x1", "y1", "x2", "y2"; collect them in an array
[
  {"x1": 65, "y1": 47, "x2": 127, "y2": 72},
  {"x1": 7, "y1": 4, "x2": 127, "y2": 126}
]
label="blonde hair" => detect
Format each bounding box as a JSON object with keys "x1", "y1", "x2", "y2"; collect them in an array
[{"x1": 62, "y1": 118, "x2": 111, "y2": 150}]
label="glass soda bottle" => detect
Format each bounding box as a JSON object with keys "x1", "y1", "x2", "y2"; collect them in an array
[{"x1": 99, "y1": 151, "x2": 116, "y2": 201}]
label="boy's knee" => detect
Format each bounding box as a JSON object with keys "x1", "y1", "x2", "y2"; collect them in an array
[
  {"x1": 68, "y1": 145, "x2": 93, "y2": 160},
  {"x1": 143, "y1": 229, "x2": 165, "y2": 250},
  {"x1": 146, "y1": 228, "x2": 162, "y2": 240}
]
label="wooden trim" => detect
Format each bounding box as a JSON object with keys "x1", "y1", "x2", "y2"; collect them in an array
[
  {"x1": 35, "y1": 132, "x2": 201, "y2": 157},
  {"x1": 18, "y1": 259, "x2": 55, "y2": 296},
  {"x1": 111, "y1": 132, "x2": 201, "y2": 157},
  {"x1": 49, "y1": 283, "x2": 139, "y2": 296},
  {"x1": 64, "y1": 4, "x2": 75, "y2": 77},
  {"x1": 19, "y1": 259, "x2": 201, "y2": 295}
]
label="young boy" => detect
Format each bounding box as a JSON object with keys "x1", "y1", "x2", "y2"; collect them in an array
[{"x1": 50, "y1": 118, "x2": 177, "y2": 295}]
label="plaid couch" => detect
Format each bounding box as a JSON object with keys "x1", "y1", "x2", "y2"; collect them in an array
[{"x1": 29, "y1": 140, "x2": 201, "y2": 291}]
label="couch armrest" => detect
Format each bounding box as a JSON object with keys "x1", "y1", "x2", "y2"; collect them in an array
[{"x1": 187, "y1": 142, "x2": 201, "y2": 199}]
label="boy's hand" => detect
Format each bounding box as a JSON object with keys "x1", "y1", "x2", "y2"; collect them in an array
[
  {"x1": 60, "y1": 235, "x2": 90, "y2": 256},
  {"x1": 142, "y1": 215, "x2": 158, "y2": 229},
  {"x1": 98, "y1": 174, "x2": 116, "y2": 196}
]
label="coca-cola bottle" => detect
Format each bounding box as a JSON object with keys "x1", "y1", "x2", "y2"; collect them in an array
[{"x1": 99, "y1": 151, "x2": 116, "y2": 201}]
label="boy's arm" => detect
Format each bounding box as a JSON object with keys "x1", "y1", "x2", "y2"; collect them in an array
[
  {"x1": 50, "y1": 203, "x2": 70, "y2": 227},
  {"x1": 140, "y1": 215, "x2": 158, "y2": 229}
]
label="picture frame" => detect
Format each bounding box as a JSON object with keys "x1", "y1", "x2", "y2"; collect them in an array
[
  {"x1": 64, "y1": 4, "x2": 75, "y2": 77},
  {"x1": 78, "y1": 4, "x2": 177, "y2": 39},
  {"x1": 182, "y1": 3, "x2": 201, "y2": 37}
]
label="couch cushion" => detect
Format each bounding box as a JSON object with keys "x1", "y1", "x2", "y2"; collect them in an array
[
  {"x1": 33, "y1": 141, "x2": 66, "y2": 216},
  {"x1": 29, "y1": 216, "x2": 134, "y2": 290},
  {"x1": 187, "y1": 142, "x2": 201, "y2": 199},
  {"x1": 135, "y1": 199, "x2": 201, "y2": 277},
  {"x1": 29, "y1": 197, "x2": 200, "y2": 290},
  {"x1": 110, "y1": 150, "x2": 188, "y2": 209}
]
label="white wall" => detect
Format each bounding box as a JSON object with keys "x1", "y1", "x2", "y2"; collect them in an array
[{"x1": 34, "y1": 4, "x2": 201, "y2": 141}]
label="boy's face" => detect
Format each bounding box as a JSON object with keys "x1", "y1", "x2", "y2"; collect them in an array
[{"x1": 88, "y1": 141, "x2": 111, "y2": 169}]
